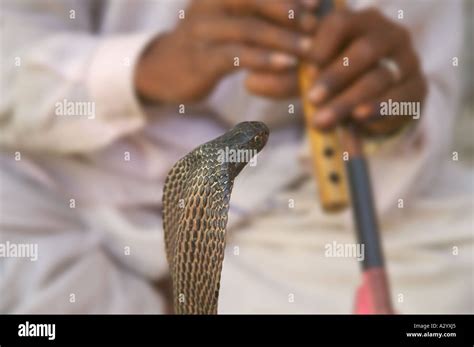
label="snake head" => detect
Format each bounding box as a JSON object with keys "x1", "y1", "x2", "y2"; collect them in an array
[
  {"x1": 232, "y1": 121, "x2": 269, "y2": 151},
  {"x1": 216, "y1": 121, "x2": 270, "y2": 177}
]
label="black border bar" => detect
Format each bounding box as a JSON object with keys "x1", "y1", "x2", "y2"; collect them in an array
[{"x1": 0, "y1": 314, "x2": 472, "y2": 345}]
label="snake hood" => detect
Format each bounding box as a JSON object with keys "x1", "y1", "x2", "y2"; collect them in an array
[{"x1": 162, "y1": 121, "x2": 269, "y2": 314}]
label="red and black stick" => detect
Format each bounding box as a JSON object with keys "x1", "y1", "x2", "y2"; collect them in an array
[{"x1": 343, "y1": 126, "x2": 394, "y2": 314}]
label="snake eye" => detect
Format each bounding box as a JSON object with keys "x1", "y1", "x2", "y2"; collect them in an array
[{"x1": 253, "y1": 135, "x2": 262, "y2": 144}]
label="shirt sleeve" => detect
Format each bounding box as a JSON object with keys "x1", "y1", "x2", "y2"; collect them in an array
[{"x1": 0, "y1": 0, "x2": 157, "y2": 154}]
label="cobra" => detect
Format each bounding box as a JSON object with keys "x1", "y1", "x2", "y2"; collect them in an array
[{"x1": 162, "y1": 121, "x2": 269, "y2": 314}]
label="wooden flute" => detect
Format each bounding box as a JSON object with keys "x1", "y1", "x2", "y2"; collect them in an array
[{"x1": 298, "y1": 0, "x2": 349, "y2": 212}]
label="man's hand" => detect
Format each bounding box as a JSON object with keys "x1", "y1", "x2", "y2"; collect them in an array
[
  {"x1": 135, "y1": 0, "x2": 319, "y2": 103},
  {"x1": 307, "y1": 8, "x2": 428, "y2": 135}
]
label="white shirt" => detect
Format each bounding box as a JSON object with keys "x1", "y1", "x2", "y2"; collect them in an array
[{"x1": 0, "y1": 0, "x2": 465, "y2": 303}]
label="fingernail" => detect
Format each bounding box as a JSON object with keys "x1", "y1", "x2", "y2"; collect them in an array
[
  {"x1": 353, "y1": 104, "x2": 373, "y2": 119},
  {"x1": 270, "y1": 53, "x2": 297, "y2": 68},
  {"x1": 299, "y1": 37, "x2": 313, "y2": 52},
  {"x1": 314, "y1": 108, "x2": 335, "y2": 127},
  {"x1": 301, "y1": 0, "x2": 319, "y2": 9},
  {"x1": 308, "y1": 84, "x2": 328, "y2": 104}
]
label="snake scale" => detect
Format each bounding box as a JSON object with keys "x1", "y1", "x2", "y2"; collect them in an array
[{"x1": 162, "y1": 121, "x2": 269, "y2": 314}]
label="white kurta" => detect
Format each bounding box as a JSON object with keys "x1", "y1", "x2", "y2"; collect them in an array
[{"x1": 0, "y1": 0, "x2": 471, "y2": 313}]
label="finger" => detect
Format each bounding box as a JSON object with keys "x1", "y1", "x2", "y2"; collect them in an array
[
  {"x1": 309, "y1": 8, "x2": 386, "y2": 66},
  {"x1": 312, "y1": 52, "x2": 424, "y2": 130},
  {"x1": 193, "y1": 16, "x2": 312, "y2": 57},
  {"x1": 301, "y1": 0, "x2": 320, "y2": 9},
  {"x1": 194, "y1": 0, "x2": 317, "y2": 12},
  {"x1": 353, "y1": 74, "x2": 428, "y2": 135},
  {"x1": 252, "y1": 0, "x2": 319, "y2": 33},
  {"x1": 221, "y1": 0, "x2": 319, "y2": 32},
  {"x1": 212, "y1": 44, "x2": 299, "y2": 74},
  {"x1": 308, "y1": 30, "x2": 412, "y2": 104},
  {"x1": 245, "y1": 70, "x2": 299, "y2": 98},
  {"x1": 312, "y1": 62, "x2": 396, "y2": 129}
]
